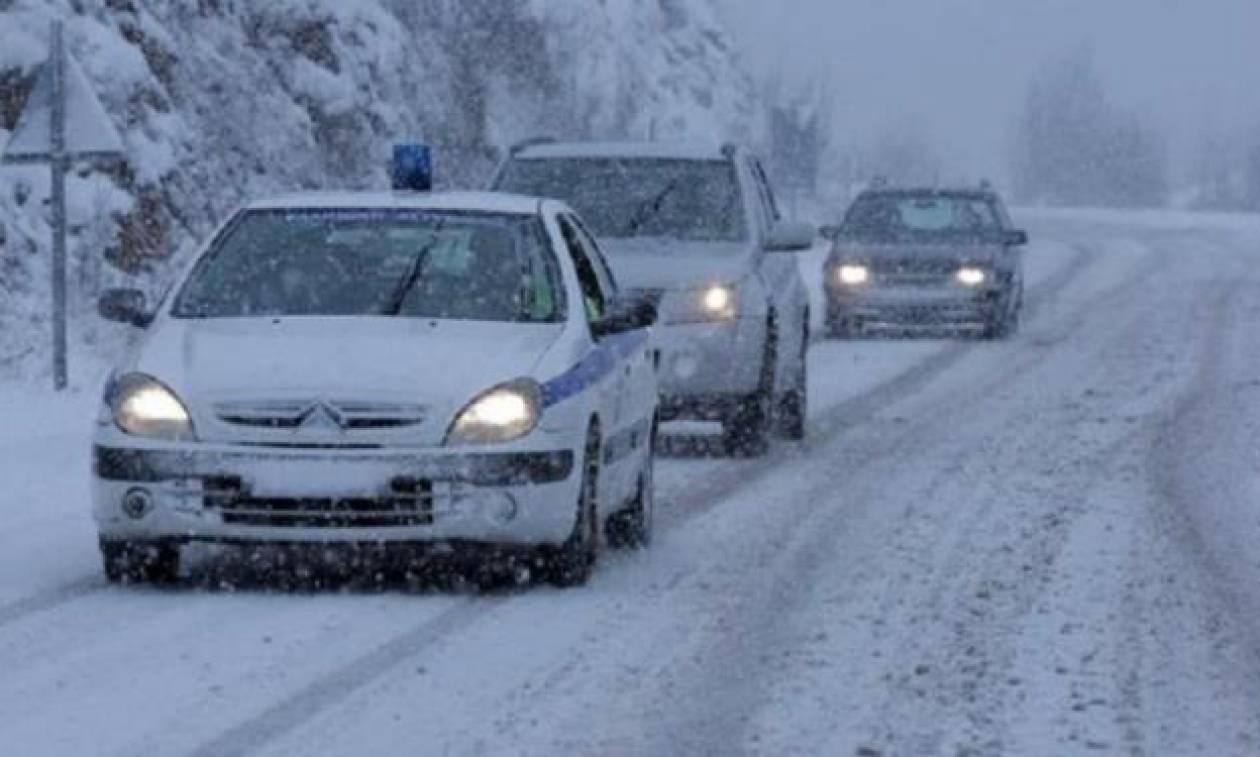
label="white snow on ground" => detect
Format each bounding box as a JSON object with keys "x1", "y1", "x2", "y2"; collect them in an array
[{"x1": 3, "y1": 212, "x2": 1260, "y2": 755}]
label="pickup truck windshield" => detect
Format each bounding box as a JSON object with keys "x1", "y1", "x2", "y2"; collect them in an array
[
  {"x1": 172, "y1": 209, "x2": 564, "y2": 322},
  {"x1": 497, "y1": 157, "x2": 747, "y2": 243}
]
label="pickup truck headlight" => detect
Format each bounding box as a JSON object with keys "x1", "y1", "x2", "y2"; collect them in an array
[
  {"x1": 697, "y1": 284, "x2": 737, "y2": 320},
  {"x1": 107, "y1": 373, "x2": 195, "y2": 441},
  {"x1": 955, "y1": 267, "x2": 988, "y2": 287},
  {"x1": 835, "y1": 264, "x2": 871, "y2": 286},
  {"x1": 666, "y1": 284, "x2": 738, "y2": 324},
  {"x1": 447, "y1": 379, "x2": 541, "y2": 445}
]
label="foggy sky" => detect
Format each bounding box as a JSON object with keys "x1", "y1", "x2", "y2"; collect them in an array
[{"x1": 719, "y1": 0, "x2": 1260, "y2": 184}]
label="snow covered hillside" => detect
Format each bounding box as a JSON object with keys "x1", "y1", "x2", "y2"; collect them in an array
[{"x1": 0, "y1": 0, "x2": 758, "y2": 379}]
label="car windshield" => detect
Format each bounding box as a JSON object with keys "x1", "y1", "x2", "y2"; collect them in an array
[
  {"x1": 496, "y1": 157, "x2": 747, "y2": 243},
  {"x1": 172, "y1": 209, "x2": 564, "y2": 322},
  {"x1": 842, "y1": 194, "x2": 1004, "y2": 241}
]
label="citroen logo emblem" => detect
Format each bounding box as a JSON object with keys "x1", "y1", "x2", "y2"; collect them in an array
[{"x1": 298, "y1": 402, "x2": 346, "y2": 431}]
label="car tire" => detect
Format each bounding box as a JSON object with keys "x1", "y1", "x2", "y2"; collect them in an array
[
  {"x1": 722, "y1": 321, "x2": 775, "y2": 457},
  {"x1": 776, "y1": 320, "x2": 808, "y2": 440},
  {"x1": 606, "y1": 420, "x2": 656, "y2": 550},
  {"x1": 100, "y1": 538, "x2": 181, "y2": 585},
  {"x1": 544, "y1": 427, "x2": 601, "y2": 587},
  {"x1": 982, "y1": 292, "x2": 1020, "y2": 340}
]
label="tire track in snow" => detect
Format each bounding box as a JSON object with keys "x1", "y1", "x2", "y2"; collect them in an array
[
  {"x1": 472, "y1": 237, "x2": 1159, "y2": 754},
  {"x1": 659, "y1": 241, "x2": 1099, "y2": 534},
  {"x1": 0, "y1": 576, "x2": 103, "y2": 632},
  {"x1": 186, "y1": 598, "x2": 501, "y2": 757},
  {"x1": 632, "y1": 242, "x2": 1168, "y2": 756}
]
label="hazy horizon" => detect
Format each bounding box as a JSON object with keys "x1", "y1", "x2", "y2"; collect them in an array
[{"x1": 718, "y1": 0, "x2": 1260, "y2": 187}]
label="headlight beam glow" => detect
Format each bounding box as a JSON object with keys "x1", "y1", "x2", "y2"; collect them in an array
[{"x1": 836, "y1": 264, "x2": 871, "y2": 286}]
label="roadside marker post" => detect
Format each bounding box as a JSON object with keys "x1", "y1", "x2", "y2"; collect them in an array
[{"x1": 1, "y1": 21, "x2": 126, "y2": 390}]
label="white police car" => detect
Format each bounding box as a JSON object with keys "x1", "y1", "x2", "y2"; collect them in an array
[{"x1": 93, "y1": 155, "x2": 658, "y2": 588}]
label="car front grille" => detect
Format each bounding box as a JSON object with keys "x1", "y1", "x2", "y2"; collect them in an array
[
  {"x1": 204, "y1": 476, "x2": 434, "y2": 528},
  {"x1": 214, "y1": 400, "x2": 426, "y2": 431},
  {"x1": 877, "y1": 271, "x2": 953, "y2": 286},
  {"x1": 871, "y1": 260, "x2": 959, "y2": 286}
]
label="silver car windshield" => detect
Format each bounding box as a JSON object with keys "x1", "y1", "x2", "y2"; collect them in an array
[
  {"x1": 497, "y1": 158, "x2": 747, "y2": 243},
  {"x1": 172, "y1": 210, "x2": 564, "y2": 322}
]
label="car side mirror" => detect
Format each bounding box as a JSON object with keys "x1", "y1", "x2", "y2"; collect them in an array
[
  {"x1": 765, "y1": 220, "x2": 816, "y2": 253},
  {"x1": 98, "y1": 288, "x2": 152, "y2": 327},
  {"x1": 592, "y1": 292, "x2": 658, "y2": 339},
  {"x1": 1006, "y1": 229, "x2": 1029, "y2": 246}
]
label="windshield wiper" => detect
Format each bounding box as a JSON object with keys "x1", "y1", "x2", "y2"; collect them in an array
[
  {"x1": 624, "y1": 180, "x2": 680, "y2": 236},
  {"x1": 384, "y1": 224, "x2": 445, "y2": 316}
]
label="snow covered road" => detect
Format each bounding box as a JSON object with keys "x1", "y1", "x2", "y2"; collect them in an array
[{"x1": 4, "y1": 214, "x2": 1260, "y2": 756}]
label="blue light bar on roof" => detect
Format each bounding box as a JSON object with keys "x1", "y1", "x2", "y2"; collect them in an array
[{"x1": 391, "y1": 143, "x2": 432, "y2": 191}]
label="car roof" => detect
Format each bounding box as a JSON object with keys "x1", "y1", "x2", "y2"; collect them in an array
[
  {"x1": 247, "y1": 191, "x2": 547, "y2": 215},
  {"x1": 510, "y1": 140, "x2": 732, "y2": 162}
]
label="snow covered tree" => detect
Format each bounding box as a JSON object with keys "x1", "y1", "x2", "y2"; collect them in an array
[
  {"x1": 1013, "y1": 45, "x2": 1168, "y2": 208},
  {"x1": 1246, "y1": 135, "x2": 1260, "y2": 211},
  {"x1": 764, "y1": 73, "x2": 830, "y2": 213}
]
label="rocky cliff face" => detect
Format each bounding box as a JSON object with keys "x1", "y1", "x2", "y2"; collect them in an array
[{"x1": 0, "y1": 0, "x2": 759, "y2": 376}]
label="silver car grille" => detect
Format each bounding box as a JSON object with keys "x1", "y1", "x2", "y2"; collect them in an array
[
  {"x1": 214, "y1": 400, "x2": 427, "y2": 431},
  {"x1": 872, "y1": 261, "x2": 959, "y2": 286}
]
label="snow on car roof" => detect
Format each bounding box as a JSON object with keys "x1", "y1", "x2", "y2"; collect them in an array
[
  {"x1": 248, "y1": 191, "x2": 546, "y2": 215},
  {"x1": 511, "y1": 141, "x2": 732, "y2": 161}
]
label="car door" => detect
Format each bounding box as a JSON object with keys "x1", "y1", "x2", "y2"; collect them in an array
[
  {"x1": 570, "y1": 214, "x2": 656, "y2": 474},
  {"x1": 556, "y1": 214, "x2": 640, "y2": 506}
]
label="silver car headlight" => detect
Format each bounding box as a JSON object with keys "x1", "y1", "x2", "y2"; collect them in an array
[
  {"x1": 107, "y1": 373, "x2": 195, "y2": 441},
  {"x1": 955, "y1": 266, "x2": 988, "y2": 287},
  {"x1": 446, "y1": 378, "x2": 542, "y2": 446}
]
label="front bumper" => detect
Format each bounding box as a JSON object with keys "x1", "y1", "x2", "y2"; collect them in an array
[
  {"x1": 653, "y1": 317, "x2": 766, "y2": 417},
  {"x1": 826, "y1": 285, "x2": 1002, "y2": 326},
  {"x1": 92, "y1": 442, "x2": 580, "y2": 547}
]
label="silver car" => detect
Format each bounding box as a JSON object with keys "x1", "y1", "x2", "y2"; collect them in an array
[
  {"x1": 493, "y1": 141, "x2": 814, "y2": 455},
  {"x1": 821, "y1": 187, "x2": 1028, "y2": 339}
]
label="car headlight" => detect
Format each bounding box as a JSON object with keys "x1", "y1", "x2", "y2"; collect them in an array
[
  {"x1": 446, "y1": 379, "x2": 542, "y2": 445},
  {"x1": 835, "y1": 264, "x2": 870, "y2": 286},
  {"x1": 955, "y1": 267, "x2": 988, "y2": 287},
  {"x1": 107, "y1": 373, "x2": 195, "y2": 441},
  {"x1": 697, "y1": 284, "x2": 737, "y2": 320}
]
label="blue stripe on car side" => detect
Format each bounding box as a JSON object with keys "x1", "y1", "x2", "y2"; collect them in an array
[{"x1": 540, "y1": 330, "x2": 649, "y2": 410}]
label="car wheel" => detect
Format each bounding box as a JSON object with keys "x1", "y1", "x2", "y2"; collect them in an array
[
  {"x1": 100, "y1": 538, "x2": 181, "y2": 585},
  {"x1": 722, "y1": 321, "x2": 775, "y2": 457},
  {"x1": 982, "y1": 292, "x2": 1020, "y2": 340},
  {"x1": 544, "y1": 428, "x2": 601, "y2": 587},
  {"x1": 776, "y1": 321, "x2": 808, "y2": 440},
  {"x1": 606, "y1": 420, "x2": 656, "y2": 549}
]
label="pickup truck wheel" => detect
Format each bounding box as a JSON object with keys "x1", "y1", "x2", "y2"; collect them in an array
[
  {"x1": 776, "y1": 322, "x2": 808, "y2": 440},
  {"x1": 100, "y1": 538, "x2": 181, "y2": 585},
  {"x1": 722, "y1": 323, "x2": 775, "y2": 457},
  {"x1": 544, "y1": 429, "x2": 600, "y2": 587}
]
